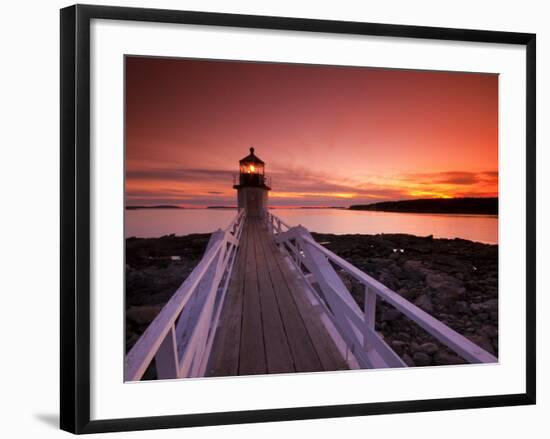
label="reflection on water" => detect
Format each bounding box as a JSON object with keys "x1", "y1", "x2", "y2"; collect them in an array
[{"x1": 125, "y1": 208, "x2": 498, "y2": 244}]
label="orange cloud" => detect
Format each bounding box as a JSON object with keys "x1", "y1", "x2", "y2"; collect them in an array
[{"x1": 125, "y1": 57, "x2": 498, "y2": 207}]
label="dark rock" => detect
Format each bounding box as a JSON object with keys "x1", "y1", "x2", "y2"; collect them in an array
[
  {"x1": 379, "y1": 272, "x2": 397, "y2": 290},
  {"x1": 467, "y1": 334, "x2": 496, "y2": 355},
  {"x1": 127, "y1": 305, "x2": 162, "y2": 325},
  {"x1": 479, "y1": 325, "x2": 498, "y2": 339},
  {"x1": 426, "y1": 272, "x2": 451, "y2": 289},
  {"x1": 453, "y1": 300, "x2": 471, "y2": 315},
  {"x1": 433, "y1": 351, "x2": 464, "y2": 366},
  {"x1": 476, "y1": 312, "x2": 489, "y2": 321},
  {"x1": 126, "y1": 231, "x2": 499, "y2": 367},
  {"x1": 471, "y1": 303, "x2": 483, "y2": 313},
  {"x1": 397, "y1": 287, "x2": 416, "y2": 300},
  {"x1": 426, "y1": 273, "x2": 466, "y2": 303},
  {"x1": 397, "y1": 332, "x2": 411, "y2": 341},
  {"x1": 439, "y1": 289, "x2": 466, "y2": 306},
  {"x1": 414, "y1": 294, "x2": 433, "y2": 313},
  {"x1": 412, "y1": 352, "x2": 432, "y2": 366},
  {"x1": 126, "y1": 332, "x2": 139, "y2": 351},
  {"x1": 480, "y1": 299, "x2": 498, "y2": 312},
  {"x1": 402, "y1": 353, "x2": 415, "y2": 367},
  {"x1": 340, "y1": 272, "x2": 354, "y2": 294},
  {"x1": 403, "y1": 260, "x2": 425, "y2": 272},
  {"x1": 381, "y1": 308, "x2": 401, "y2": 322},
  {"x1": 418, "y1": 342, "x2": 439, "y2": 355},
  {"x1": 390, "y1": 340, "x2": 407, "y2": 356}
]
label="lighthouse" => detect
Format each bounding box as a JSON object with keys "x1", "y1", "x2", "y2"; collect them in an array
[{"x1": 233, "y1": 147, "x2": 271, "y2": 217}]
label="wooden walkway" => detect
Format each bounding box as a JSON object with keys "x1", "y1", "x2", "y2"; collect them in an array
[{"x1": 207, "y1": 217, "x2": 347, "y2": 376}]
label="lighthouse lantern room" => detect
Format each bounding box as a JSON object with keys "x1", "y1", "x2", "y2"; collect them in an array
[{"x1": 233, "y1": 147, "x2": 271, "y2": 217}]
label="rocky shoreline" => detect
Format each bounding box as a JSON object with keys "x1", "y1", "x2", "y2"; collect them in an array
[
  {"x1": 125, "y1": 233, "x2": 211, "y2": 353},
  {"x1": 125, "y1": 232, "x2": 498, "y2": 367},
  {"x1": 312, "y1": 232, "x2": 498, "y2": 366}
]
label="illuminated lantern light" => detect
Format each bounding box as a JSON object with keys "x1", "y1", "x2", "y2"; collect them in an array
[{"x1": 233, "y1": 147, "x2": 271, "y2": 218}]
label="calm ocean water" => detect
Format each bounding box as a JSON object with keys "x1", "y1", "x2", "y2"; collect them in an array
[{"x1": 125, "y1": 208, "x2": 497, "y2": 244}]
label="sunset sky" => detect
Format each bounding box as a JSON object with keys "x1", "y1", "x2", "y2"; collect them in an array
[{"x1": 125, "y1": 56, "x2": 498, "y2": 207}]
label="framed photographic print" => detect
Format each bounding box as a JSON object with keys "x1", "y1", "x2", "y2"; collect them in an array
[{"x1": 60, "y1": 4, "x2": 536, "y2": 434}]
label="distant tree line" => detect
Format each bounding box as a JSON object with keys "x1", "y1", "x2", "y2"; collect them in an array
[{"x1": 349, "y1": 197, "x2": 498, "y2": 215}]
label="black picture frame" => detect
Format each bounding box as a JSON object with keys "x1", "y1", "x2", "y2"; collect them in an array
[{"x1": 60, "y1": 4, "x2": 536, "y2": 434}]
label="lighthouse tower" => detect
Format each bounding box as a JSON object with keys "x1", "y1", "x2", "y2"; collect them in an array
[{"x1": 233, "y1": 147, "x2": 271, "y2": 217}]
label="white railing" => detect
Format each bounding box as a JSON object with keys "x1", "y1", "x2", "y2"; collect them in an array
[
  {"x1": 265, "y1": 211, "x2": 497, "y2": 368},
  {"x1": 125, "y1": 209, "x2": 246, "y2": 381}
]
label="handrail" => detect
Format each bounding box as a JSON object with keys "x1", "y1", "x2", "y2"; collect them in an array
[
  {"x1": 265, "y1": 210, "x2": 291, "y2": 234},
  {"x1": 264, "y1": 211, "x2": 497, "y2": 367},
  {"x1": 125, "y1": 209, "x2": 246, "y2": 381}
]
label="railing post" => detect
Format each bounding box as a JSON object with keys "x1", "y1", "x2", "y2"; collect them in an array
[
  {"x1": 125, "y1": 210, "x2": 248, "y2": 381},
  {"x1": 363, "y1": 285, "x2": 377, "y2": 351},
  {"x1": 155, "y1": 325, "x2": 179, "y2": 379},
  {"x1": 176, "y1": 231, "x2": 225, "y2": 377}
]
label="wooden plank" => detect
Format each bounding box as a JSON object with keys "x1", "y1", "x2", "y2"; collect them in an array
[
  {"x1": 264, "y1": 234, "x2": 347, "y2": 372},
  {"x1": 258, "y1": 222, "x2": 323, "y2": 373},
  {"x1": 252, "y1": 219, "x2": 295, "y2": 374},
  {"x1": 280, "y1": 262, "x2": 348, "y2": 371},
  {"x1": 206, "y1": 225, "x2": 248, "y2": 377},
  {"x1": 238, "y1": 219, "x2": 267, "y2": 375},
  {"x1": 196, "y1": 241, "x2": 241, "y2": 377},
  {"x1": 209, "y1": 216, "x2": 347, "y2": 377}
]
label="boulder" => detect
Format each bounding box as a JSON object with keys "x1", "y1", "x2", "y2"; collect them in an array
[
  {"x1": 439, "y1": 287, "x2": 467, "y2": 306},
  {"x1": 379, "y1": 272, "x2": 397, "y2": 290},
  {"x1": 126, "y1": 269, "x2": 145, "y2": 287},
  {"x1": 418, "y1": 342, "x2": 439, "y2": 355},
  {"x1": 425, "y1": 272, "x2": 450, "y2": 289},
  {"x1": 390, "y1": 340, "x2": 407, "y2": 356},
  {"x1": 402, "y1": 353, "x2": 415, "y2": 367},
  {"x1": 403, "y1": 260, "x2": 424, "y2": 271},
  {"x1": 412, "y1": 352, "x2": 432, "y2": 367},
  {"x1": 127, "y1": 305, "x2": 162, "y2": 325},
  {"x1": 476, "y1": 312, "x2": 489, "y2": 322},
  {"x1": 380, "y1": 308, "x2": 401, "y2": 322},
  {"x1": 470, "y1": 303, "x2": 483, "y2": 313},
  {"x1": 466, "y1": 334, "x2": 496, "y2": 355},
  {"x1": 453, "y1": 300, "x2": 471, "y2": 315},
  {"x1": 339, "y1": 271, "x2": 354, "y2": 293},
  {"x1": 402, "y1": 260, "x2": 428, "y2": 282},
  {"x1": 480, "y1": 298, "x2": 499, "y2": 312},
  {"x1": 397, "y1": 287, "x2": 416, "y2": 301},
  {"x1": 479, "y1": 325, "x2": 498, "y2": 339},
  {"x1": 425, "y1": 273, "x2": 466, "y2": 305},
  {"x1": 397, "y1": 331, "x2": 411, "y2": 340},
  {"x1": 414, "y1": 294, "x2": 434, "y2": 313},
  {"x1": 433, "y1": 351, "x2": 463, "y2": 366}
]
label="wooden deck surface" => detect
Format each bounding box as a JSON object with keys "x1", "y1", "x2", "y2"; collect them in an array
[{"x1": 207, "y1": 217, "x2": 347, "y2": 377}]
